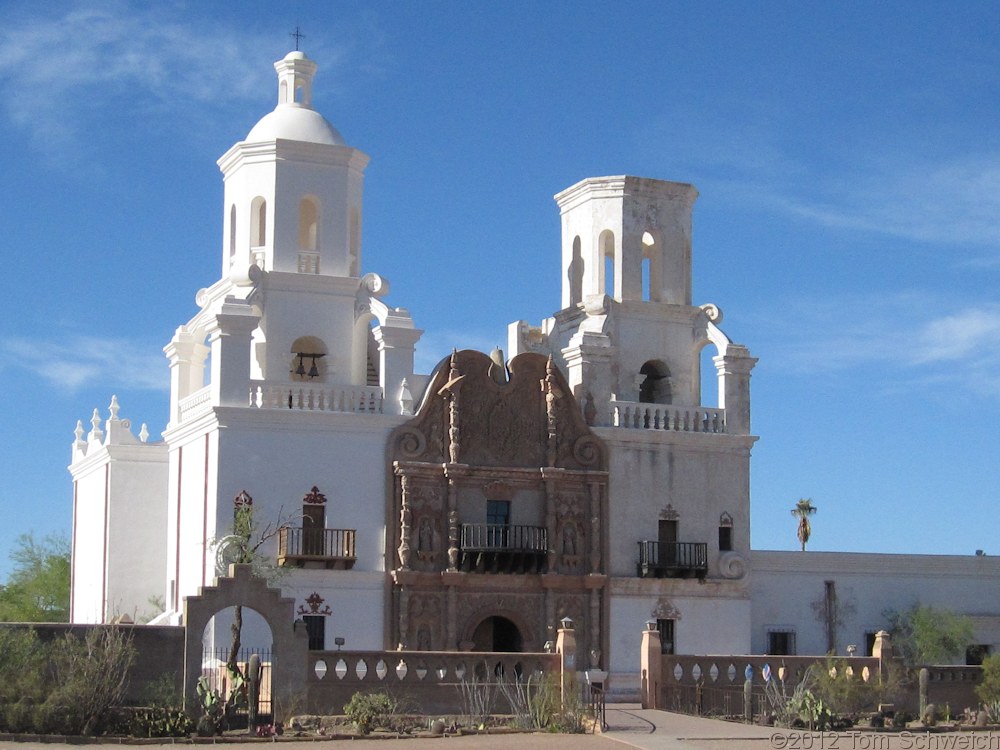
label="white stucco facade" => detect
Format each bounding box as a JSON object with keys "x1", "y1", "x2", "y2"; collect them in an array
[{"x1": 68, "y1": 50, "x2": 999, "y2": 697}]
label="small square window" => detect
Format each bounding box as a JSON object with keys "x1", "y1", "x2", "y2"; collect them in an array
[
  {"x1": 767, "y1": 630, "x2": 795, "y2": 656},
  {"x1": 967, "y1": 645, "x2": 991, "y2": 666}
]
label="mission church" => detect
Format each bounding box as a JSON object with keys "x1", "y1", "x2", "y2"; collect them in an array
[{"x1": 68, "y1": 50, "x2": 1000, "y2": 695}]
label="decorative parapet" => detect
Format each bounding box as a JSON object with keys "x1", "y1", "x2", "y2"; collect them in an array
[{"x1": 71, "y1": 396, "x2": 152, "y2": 461}]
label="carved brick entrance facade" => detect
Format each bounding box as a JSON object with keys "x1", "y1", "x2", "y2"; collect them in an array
[{"x1": 386, "y1": 350, "x2": 609, "y2": 668}]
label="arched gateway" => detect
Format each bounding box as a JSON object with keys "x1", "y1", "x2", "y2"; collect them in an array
[{"x1": 386, "y1": 350, "x2": 609, "y2": 668}]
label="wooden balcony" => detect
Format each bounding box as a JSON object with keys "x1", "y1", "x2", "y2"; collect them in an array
[
  {"x1": 459, "y1": 524, "x2": 548, "y2": 574},
  {"x1": 637, "y1": 541, "x2": 708, "y2": 579},
  {"x1": 278, "y1": 527, "x2": 356, "y2": 569}
]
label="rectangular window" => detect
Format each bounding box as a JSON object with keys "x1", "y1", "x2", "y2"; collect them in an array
[
  {"x1": 304, "y1": 615, "x2": 325, "y2": 651},
  {"x1": 658, "y1": 520, "x2": 678, "y2": 566},
  {"x1": 657, "y1": 618, "x2": 675, "y2": 655},
  {"x1": 302, "y1": 504, "x2": 325, "y2": 556},
  {"x1": 486, "y1": 500, "x2": 511, "y2": 548},
  {"x1": 487, "y1": 500, "x2": 510, "y2": 526},
  {"x1": 718, "y1": 526, "x2": 733, "y2": 552},
  {"x1": 967, "y1": 645, "x2": 991, "y2": 665},
  {"x1": 767, "y1": 630, "x2": 796, "y2": 655}
]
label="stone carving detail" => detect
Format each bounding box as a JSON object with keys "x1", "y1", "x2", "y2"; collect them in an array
[
  {"x1": 297, "y1": 592, "x2": 332, "y2": 616},
  {"x1": 396, "y1": 428, "x2": 426, "y2": 459},
  {"x1": 410, "y1": 483, "x2": 443, "y2": 511},
  {"x1": 447, "y1": 509, "x2": 459, "y2": 571},
  {"x1": 652, "y1": 598, "x2": 681, "y2": 621},
  {"x1": 397, "y1": 475, "x2": 412, "y2": 570},
  {"x1": 719, "y1": 551, "x2": 747, "y2": 579},
  {"x1": 388, "y1": 350, "x2": 606, "y2": 470},
  {"x1": 719, "y1": 511, "x2": 733, "y2": 526},
  {"x1": 233, "y1": 490, "x2": 253, "y2": 507},
  {"x1": 414, "y1": 515, "x2": 439, "y2": 567},
  {"x1": 303, "y1": 486, "x2": 326, "y2": 505},
  {"x1": 439, "y1": 350, "x2": 464, "y2": 464},
  {"x1": 660, "y1": 503, "x2": 679, "y2": 521},
  {"x1": 543, "y1": 356, "x2": 562, "y2": 467},
  {"x1": 407, "y1": 592, "x2": 443, "y2": 650}
]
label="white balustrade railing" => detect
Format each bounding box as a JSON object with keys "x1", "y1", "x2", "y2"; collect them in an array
[
  {"x1": 178, "y1": 386, "x2": 212, "y2": 421},
  {"x1": 249, "y1": 381, "x2": 383, "y2": 414},
  {"x1": 608, "y1": 400, "x2": 726, "y2": 434}
]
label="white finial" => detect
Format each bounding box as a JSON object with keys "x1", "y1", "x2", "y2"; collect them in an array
[
  {"x1": 88, "y1": 408, "x2": 104, "y2": 443},
  {"x1": 139, "y1": 423, "x2": 149, "y2": 443},
  {"x1": 74, "y1": 420, "x2": 84, "y2": 443},
  {"x1": 399, "y1": 378, "x2": 414, "y2": 416},
  {"x1": 108, "y1": 395, "x2": 120, "y2": 421}
]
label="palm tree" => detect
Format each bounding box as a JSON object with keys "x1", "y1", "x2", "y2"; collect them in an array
[{"x1": 791, "y1": 498, "x2": 817, "y2": 551}]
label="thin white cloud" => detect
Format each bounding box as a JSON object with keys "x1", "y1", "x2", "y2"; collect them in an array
[
  {"x1": 0, "y1": 334, "x2": 166, "y2": 392},
  {"x1": 0, "y1": 3, "x2": 342, "y2": 153},
  {"x1": 759, "y1": 295, "x2": 1000, "y2": 400},
  {"x1": 912, "y1": 307, "x2": 1000, "y2": 364},
  {"x1": 765, "y1": 156, "x2": 1000, "y2": 248}
]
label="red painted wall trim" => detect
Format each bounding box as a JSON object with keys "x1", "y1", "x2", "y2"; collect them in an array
[
  {"x1": 70, "y1": 480, "x2": 78, "y2": 622},
  {"x1": 202, "y1": 434, "x2": 209, "y2": 587},
  {"x1": 174, "y1": 446, "x2": 183, "y2": 612},
  {"x1": 101, "y1": 464, "x2": 109, "y2": 622}
]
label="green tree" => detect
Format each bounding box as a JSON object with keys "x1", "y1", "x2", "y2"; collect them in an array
[
  {"x1": 0, "y1": 533, "x2": 70, "y2": 622},
  {"x1": 211, "y1": 497, "x2": 288, "y2": 674},
  {"x1": 791, "y1": 498, "x2": 817, "y2": 551},
  {"x1": 884, "y1": 604, "x2": 975, "y2": 665}
]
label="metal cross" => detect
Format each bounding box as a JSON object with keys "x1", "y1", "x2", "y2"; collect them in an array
[{"x1": 290, "y1": 26, "x2": 306, "y2": 51}]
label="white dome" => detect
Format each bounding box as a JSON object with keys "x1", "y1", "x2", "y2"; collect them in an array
[{"x1": 245, "y1": 105, "x2": 345, "y2": 146}]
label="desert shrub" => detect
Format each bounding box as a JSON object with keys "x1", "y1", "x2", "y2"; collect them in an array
[
  {"x1": 47, "y1": 627, "x2": 135, "y2": 735},
  {"x1": 127, "y1": 706, "x2": 194, "y2": 737},
  {"x1": 498, "y1": 672, "x2": 584, "y2": 732},
  {"x1": 344, "y1": 691, "x2": 397, "y2": 734},
  {"x1": 977, "y1": 654, "x2": 1000, "y2": 707},
  {"x1": 458, "y1": 669, "x2": 498, "y2": 727},
  {"x1": 0, "y1": 626, "x2": 134, "y2": 736}
]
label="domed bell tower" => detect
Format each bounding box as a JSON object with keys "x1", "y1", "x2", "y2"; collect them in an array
[{"x1": 218, "y1": 51, "x2": 369, "y2": 283}]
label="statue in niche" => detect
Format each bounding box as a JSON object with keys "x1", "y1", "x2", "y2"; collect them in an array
[
  {"x1": 447, "y1": 510, "x2": 460, "y2": 570},
  {"x1": 418, "y1": 517, "x2": 434, "y2": 551},
  {"x1": 562, "y1": 522, "x2": 578, "y2": 555},
  {"x1": 417, "y1": 624, "x2": 432, "y2": 651},
  {"x1": 416, "y1": 516, "x2": 436, "y2": 564}
]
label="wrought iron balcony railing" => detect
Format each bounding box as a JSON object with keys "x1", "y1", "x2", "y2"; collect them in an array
[
  {"x1": 459, "y1": 524, "x2": 548, "y2": 574},
  {"x1": 637, "y1": 541, "x2": 708, "y2": 579},
  {"x1": 278, "y1": 527, "x2": 356, "y2": 570}
]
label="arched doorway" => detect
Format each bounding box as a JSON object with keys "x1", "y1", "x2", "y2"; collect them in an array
[{"x1": 471, "y1": 615, "x2": 523, "y2": 652}]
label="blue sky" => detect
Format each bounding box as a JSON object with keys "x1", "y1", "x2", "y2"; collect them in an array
[{"x1": 1, "y1": 1, "x2": 998, "y2": 580}]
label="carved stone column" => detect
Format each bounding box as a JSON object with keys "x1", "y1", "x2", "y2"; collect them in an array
[
  {"x1": 446, "y1": 586, "x2": 457, "y2": 649},
  {"x1": 397, "y1": 474, "x2": 412, "y2": 570},
  {"x1": 447, "y1": 508, "x2": 459, "y2": 572},
  {"x1": 439, "y1": 350, "x2": 464, "y2": 463},
  {"x1": 398, "y1": 589, "x2": 409, "y2": 650},
  {"x1": 589, "y1": 589, "x2": 601, "y2": 667},
  {"x1": 543, "y1": 473, "x2": 558, "y2": 572},
  {"x1": 543, "y1": 357, "x2": 561, "y2": 467},
  {"x1": 588, "y1": 480, "x2": 602, "y2": 573}
]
